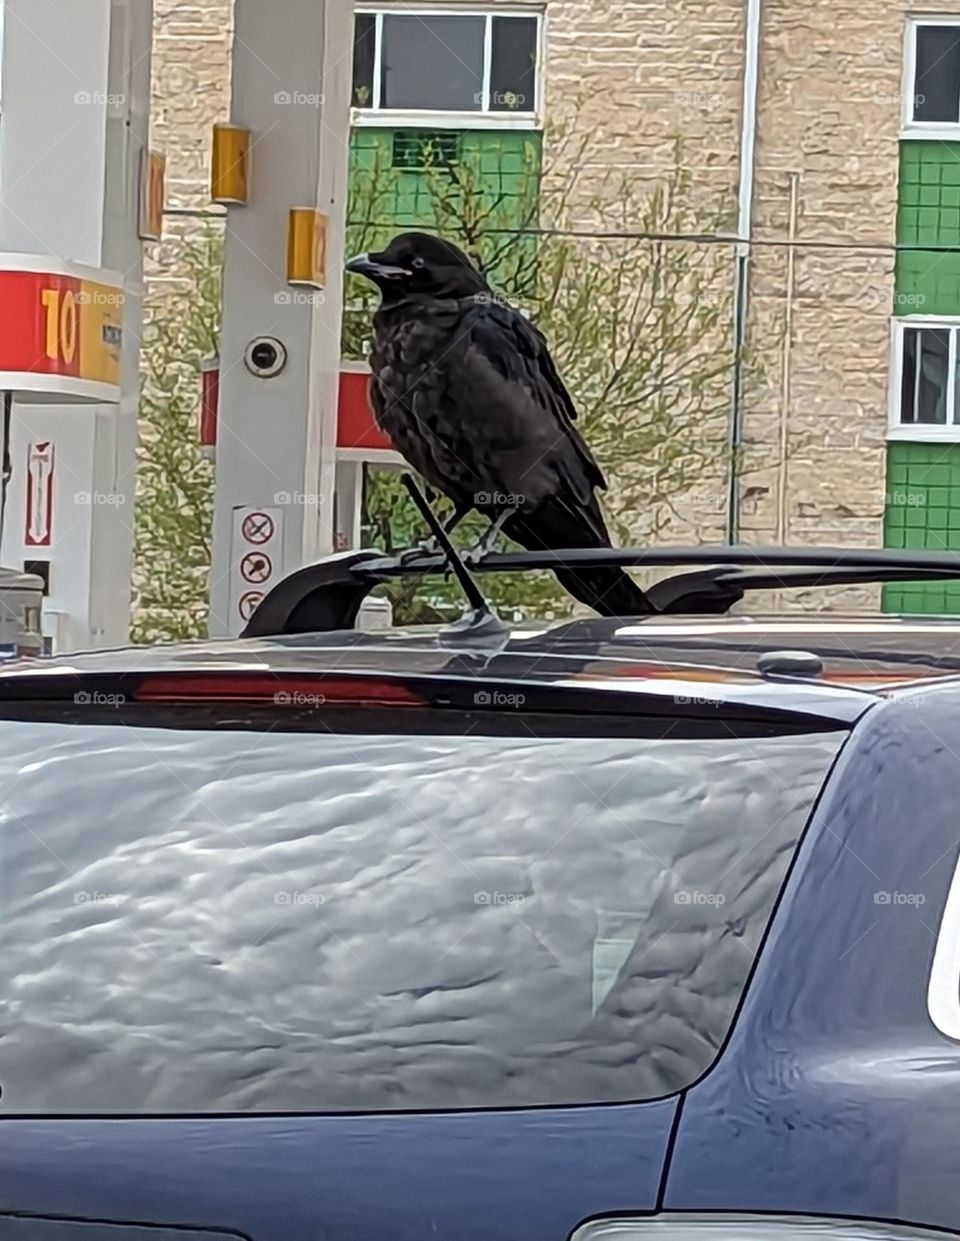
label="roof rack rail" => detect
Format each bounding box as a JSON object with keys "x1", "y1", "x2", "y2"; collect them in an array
[{"x1": 241, "y1": 544, "x2": 960, "y2": 638}]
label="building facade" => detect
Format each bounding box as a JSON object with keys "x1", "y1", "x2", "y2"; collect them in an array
[{"x1": 150, "y1": 0, "x2": 960, "y2": 612}]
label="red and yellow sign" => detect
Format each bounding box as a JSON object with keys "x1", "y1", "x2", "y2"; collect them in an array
[{"x1": 0, "y1": 269, "x2": 123, "y2": 399}]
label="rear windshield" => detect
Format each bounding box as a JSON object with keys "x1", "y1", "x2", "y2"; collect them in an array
[{"x1": 0, "y1": 715, "x2": 843, "y2": 1113}]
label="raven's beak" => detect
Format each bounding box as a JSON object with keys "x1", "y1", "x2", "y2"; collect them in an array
[{"x1": 345, "y1": 253, "x2": 409, "y2": 281}]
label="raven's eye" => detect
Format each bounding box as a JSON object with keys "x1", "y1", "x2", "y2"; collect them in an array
[{"x1": 411, "y1": 257, "x2": 426, "y2": 270}]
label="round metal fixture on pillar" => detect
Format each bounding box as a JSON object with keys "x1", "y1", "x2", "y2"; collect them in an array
[{"x1": 244, "y1": 338, "x2": 288, "y2": 379}]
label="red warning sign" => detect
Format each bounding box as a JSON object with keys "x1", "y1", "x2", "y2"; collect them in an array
[
  {"x1": 231, "y1": 505, "x2": 283, "y2": 635},
  {"x1": 242, "y1": 511, "x2": 275, "y2": 545},
  {"x1": 238, "y1": 591, "x2": 264, "y2": 622},
  {"x1": 25, "y1": 441, "x2": 54, "y2": 547},
  {"x1": 240, "y1": 551, "x2": 272, "y2": 584}
]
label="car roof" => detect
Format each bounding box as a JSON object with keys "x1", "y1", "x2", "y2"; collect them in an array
[{"x1": 4, "y1": 612, "x2": 960, "y2": 728}]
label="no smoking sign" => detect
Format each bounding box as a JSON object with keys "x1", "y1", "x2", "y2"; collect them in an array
[{"x1": 229, "y1": 505, "x2": 284, "y2": 633}]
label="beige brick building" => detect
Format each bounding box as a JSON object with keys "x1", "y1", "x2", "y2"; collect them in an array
[{"x1": 149, "y1": 0, "x2": 960, "y2": 612}]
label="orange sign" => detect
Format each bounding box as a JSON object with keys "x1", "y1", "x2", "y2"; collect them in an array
[
  {"x1": 140, "y1": 150, "x2": 166, "y2": 241},
  {"x1": 0, "y1": 270, "x2": 123, "y2": 398}
]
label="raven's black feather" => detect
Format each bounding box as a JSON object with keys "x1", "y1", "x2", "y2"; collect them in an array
[{"x1": 348, "y1": 232, "x2": 653, "y2": 618}]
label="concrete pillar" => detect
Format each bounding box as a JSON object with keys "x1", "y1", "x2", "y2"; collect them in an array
[
  {"x1": 209, "y1": 0, "x2": 353, "y2": 636},
  {"x1": 0, "y1": 0, "x2": 153, "y2": 652}
]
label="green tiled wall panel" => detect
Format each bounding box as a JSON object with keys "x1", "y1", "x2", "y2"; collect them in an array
[
  {"x1": 349, "y1": 128, "x2": 542, "y2": 237},
  {"x1": 896, "y1": 142, "x2": 960, "y2": 314},
  {"x1": 883, "y1": 441, "x2": 960, "y2": 613}
]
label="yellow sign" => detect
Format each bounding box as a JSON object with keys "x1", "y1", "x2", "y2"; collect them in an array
[
  {"x1": 212, "y1": 124, "x2": 251, "y2": 205},
  {"x1": 140, "y1": 150, "x2": 166, "y2": 241},
  {"x1": 79, "y1": 280, "x2": 124, "y2": 386},
  {"x1": 287, "y1": 208, "x2": 328, "y2": 288}
]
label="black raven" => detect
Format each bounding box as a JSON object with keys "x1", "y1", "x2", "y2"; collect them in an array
[{"x1": 345, "y1": 232, "x2": 652, "y2": 618}]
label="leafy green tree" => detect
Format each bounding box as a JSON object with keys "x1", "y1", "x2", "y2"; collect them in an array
[{"x1": 131, "y1": 229, "x2": 222, "y2": 643}]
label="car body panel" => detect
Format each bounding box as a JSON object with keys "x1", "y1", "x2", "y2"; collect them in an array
[
  {"x1": 0, "y1": 1105, "x2": 678, "y2": 1241},
  {"x1": 665, "y1": 688, "x2": 960, "y2": 1228}
]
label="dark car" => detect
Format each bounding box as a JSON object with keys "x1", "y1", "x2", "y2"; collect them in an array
[{"x1": 2, "y1": 546, "x2": 960, "y2": 1241}]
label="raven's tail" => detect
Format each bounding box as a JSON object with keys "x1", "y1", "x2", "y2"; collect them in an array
[
  {"x1": 553, "y1": 563, "x2": 654, "y2": 618},
  {"x1": 505, "y1": 500, "x2": 654, "y2": 618}
]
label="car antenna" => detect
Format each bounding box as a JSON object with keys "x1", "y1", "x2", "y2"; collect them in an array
[{"x1": 401, "y1": 474, "x2": 509, "y2": 644}]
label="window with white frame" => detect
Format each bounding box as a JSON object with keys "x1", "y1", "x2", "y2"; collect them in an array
[
  {"x1": 905, "y1": 19, "x2": 960, "y2": 129},
  {"x1": 893, "y1": 321, "x2": 960, "y2": 431},
  {"x1": 352, "y1": 9, "x2": 541, "y2": 121}
]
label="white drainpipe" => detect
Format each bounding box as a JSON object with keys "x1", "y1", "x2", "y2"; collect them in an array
[{"x1": 726, "y1": 0, "x2": 763, "y2": 543}]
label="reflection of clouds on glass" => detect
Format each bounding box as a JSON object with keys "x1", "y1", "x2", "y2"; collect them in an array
[{"x1": 0, "y1": 724, "x2": 841, "y2": 1113}]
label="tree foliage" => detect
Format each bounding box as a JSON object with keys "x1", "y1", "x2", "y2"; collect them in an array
[{"x1": 131, "y1": 229, "x2": 222, "y2": 643}]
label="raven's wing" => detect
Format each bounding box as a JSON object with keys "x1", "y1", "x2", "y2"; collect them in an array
[{"x1": 447, "y1": 299, "x2": 608, "y2": 523}]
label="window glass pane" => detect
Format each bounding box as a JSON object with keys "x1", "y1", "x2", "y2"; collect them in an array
[
  {"x1": 352, "y1": 13, "x2": 376, "y2": 108},
  {"x1": 380, "y1": 14, "x2": 485, "y2": 111},
  {"x1": 915, "y1": 328, "x2": 951, "y2": 423},
  {"x1": 901, "y1": 328, "x2": 919, "y2": 422},
  {"x1": 913, "y1": 26, "x2": 960, "y2": 122},
  {"x1": 0, "y1": 720, "x2": 843, "y2": 1113},
  {"x1": 490, "y1": 16, "x2": 538, "y2": 112}
]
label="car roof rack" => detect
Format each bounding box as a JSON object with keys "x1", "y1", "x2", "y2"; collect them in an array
[{"x1": 241, "y1": 544, "x2": 960, "y2": 638}]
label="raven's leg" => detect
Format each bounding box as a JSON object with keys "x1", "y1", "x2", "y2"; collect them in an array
[
  {"x1": 400, "y1": 501, "x2": 471, "y2": 563},
  {"x1": 463, "y1": 505, "x2": 517, "y2": 564}
]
